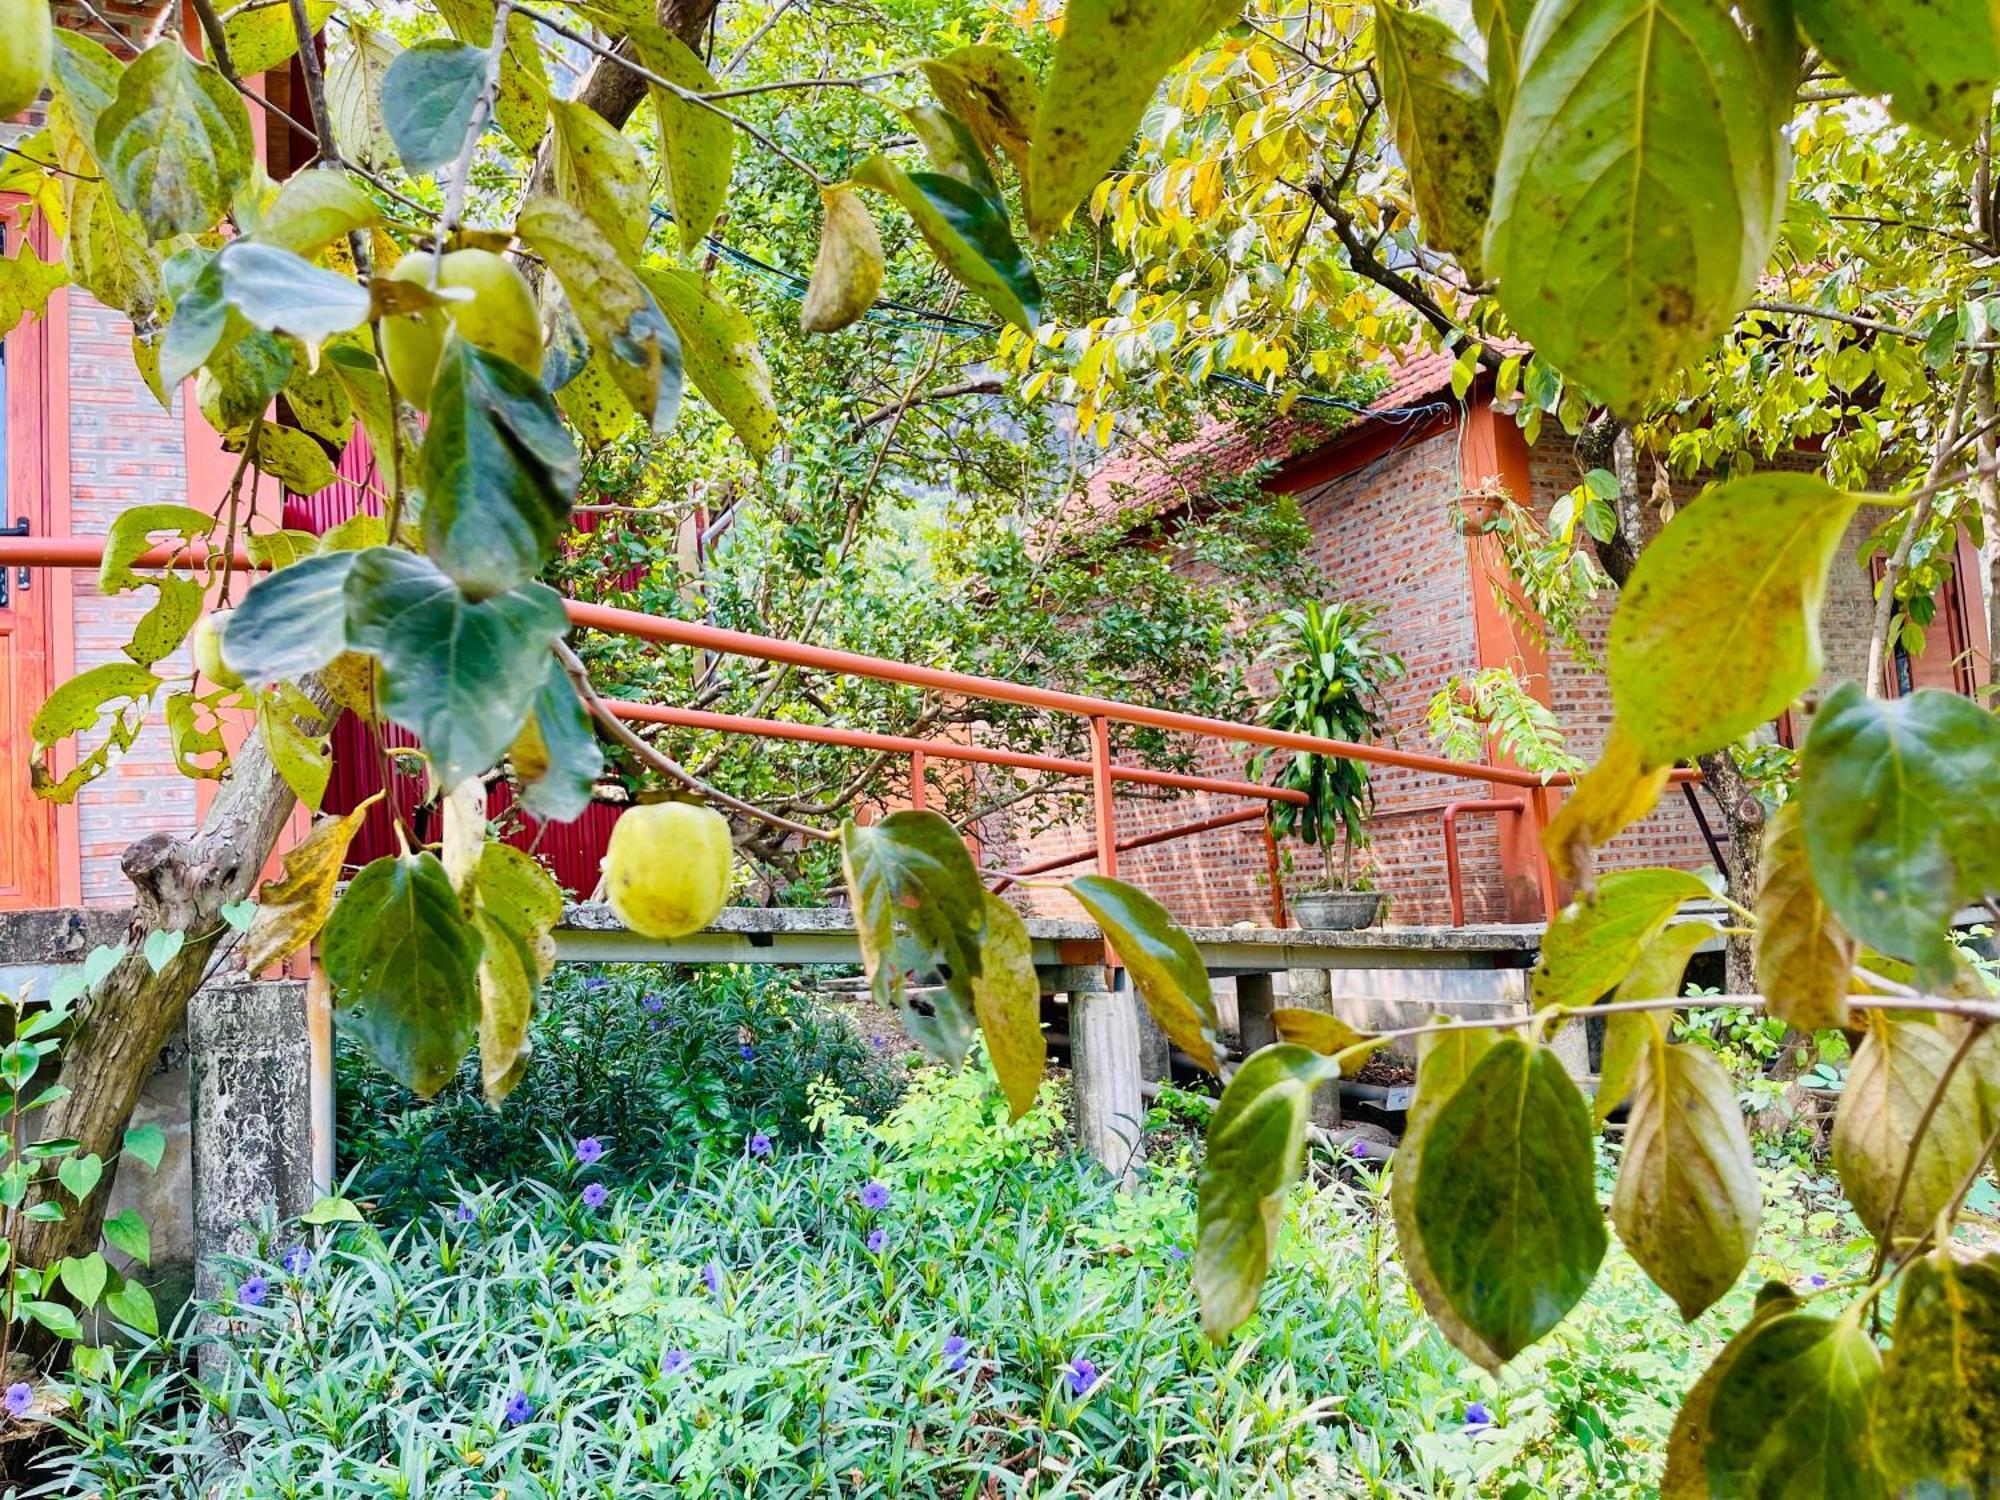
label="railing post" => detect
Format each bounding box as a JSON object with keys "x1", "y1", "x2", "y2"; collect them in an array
[
  {"x1": 1088, "y1": 715, "x2": 1117, "y2": 879},
  {"x1": 1529, "y1": 784, "x2": 1560, "y2": 919},
  {"x1": 1262, "y1": 821, "x2": 1286, "y2": 928},
  {"x1": 908, "y1": 749, "x2": 927, "y2": 811}
]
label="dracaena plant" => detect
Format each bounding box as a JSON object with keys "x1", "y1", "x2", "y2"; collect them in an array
[
  {"x1": 1251, "y1": 601, "x2": 1406, "y2": 892},
  {"x1": 3, "y1": 0, "x2": 2000, "y2": 1485}
]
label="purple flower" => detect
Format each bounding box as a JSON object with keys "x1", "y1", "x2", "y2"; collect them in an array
[
  {"x1": 942, "y1": 1335, "x2": 969, "y2": 1374},
  {"x1": 1166, "y1": 1246, "x2": 1187, "y2": 1262},
  {"x1": 575, "y1": 1137, "x2": 605, "y2": 1166},
  {"x1": 503, "y1": 1389, "x2": 534, "y2": 1425},
  {"x1": 866, "y1": 1227, "x2": 889, "y2": 1254},
  {"x1": 1350, "y1": 1140, "x2": 1369, "y2": 1159},
  {"x1": 740, "y1": 1044, "x2": 756, "y2": 1061},
  {"x1": 1808, "y1": 1274, "x2": 1828, "y2": 1289},
  {"x1": 1065, "y1": 1357, "x2": 1098, "y2": 1397},
  {"x1": 585, "y1": 977, "x2": 609, "y2": 992},
  {"x1": 870, "y1": 1034, "x2": 887, "y2": 1050},
  {"x1": 703, "y1": 1260, "x2": 723, "y2": 1296},
  {"x1": 1464, "y1": 1401, "x2": 1493, "y2": 1428},
  {"x1": 642, "y1": 995, "x2": 666, "y2": 1014},
  {"x1": 661, "y1": 1349, "x2": 691, "y2": 1375},
  {"x1": 237, "y1": 1275, "x2": 268, "y2": 1309},
  {"x1": 581, "y1": 1182, "x2": 610, "y2": 1210},
  {"x1": 4, "y1": 1384, "x2": 31, "y2": 1418},
  {"x1": 859, "y1": 1181, "x2": 890, "y2": 1211},
  {"x1": 455, "y1": 1202, "x2": 476, "y2": 1224},
  {"x1": 748, "y1": 1132, "x2": 773, "y2": 1158},
  {"x1": 280, "y1": 1245, "x2": 313, "y2": 1276}
]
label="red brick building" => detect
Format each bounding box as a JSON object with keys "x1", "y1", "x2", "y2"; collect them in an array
[{"x1": 989, "y1": 357, "x2": 1991, "y2": 928}]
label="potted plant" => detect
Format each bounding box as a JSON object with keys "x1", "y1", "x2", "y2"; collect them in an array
[{"x1": 1253, "y1": 601, "x2": 1406, "y2": 929}]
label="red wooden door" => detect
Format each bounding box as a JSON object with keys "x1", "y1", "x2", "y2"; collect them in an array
[{"x1": 0, "y1": 207, "x2": 58, "y2": 908}]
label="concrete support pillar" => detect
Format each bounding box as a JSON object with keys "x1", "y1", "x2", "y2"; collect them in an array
[
  {"x1": 189, "y1": 979, "x2": 316, "y2": 1301},
  {"x1": 1135, "y1": 1002, "x2": 1173, "y2": 1086},
  {"x1": 1547, "y1": 1014, "x2": 1592, "y2": 1083},
  {"x1": 1277, "y1": 968, "x2": 1343, "y2": 1129},
  {"x1": 1237, "y1": 971, "x2": 1277, "y2": 1056},
  {"x1": 1069, "y1": 975, "x2": 1144, "y2": 1183}
]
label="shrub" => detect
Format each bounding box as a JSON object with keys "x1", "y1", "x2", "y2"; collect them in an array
[
  {"x1": 337, "y1": 963, "x2": 903, "y2": 1219},
  {"x1": 42, "y1": 1068, "x2": 1863, "y2": 1499}
]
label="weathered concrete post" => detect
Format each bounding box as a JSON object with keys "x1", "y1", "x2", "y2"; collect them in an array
[
  {"x1": 1237, "y1": 971, "x2": 1278, "y2": 1055},
  {"x1": 1134, "y1": 1005, "x2": 1173, "y2": 1086},
  {"x1": 1277, "y1": 967, "x2": 1343, "y2": 1128},
  {"x1": 1068, "y1": 970, "x2": 1144, "y2": 1183},
  {"x1": 188, "y1": 979, "x2": 316, "y2": 1301}
]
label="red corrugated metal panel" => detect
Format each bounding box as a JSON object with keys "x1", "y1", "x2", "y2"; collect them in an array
[{"x1": 288, "y1": 435, "x2": 616, "y2": 883}]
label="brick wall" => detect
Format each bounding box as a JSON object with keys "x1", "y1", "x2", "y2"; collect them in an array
[
  {"x1": 66, "y1": 300, "x2": 200, "y2": 902},
  {"x1": 988, "y1": 413, "x2": 1916, "y2": 931}
]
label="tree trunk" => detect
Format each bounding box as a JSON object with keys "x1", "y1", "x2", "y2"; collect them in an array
[{"x1": 14, "y1": 687, "x2": 325, "y2": 1306}]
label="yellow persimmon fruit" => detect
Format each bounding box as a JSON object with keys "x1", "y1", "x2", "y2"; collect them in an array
[
  {"x1": 604, "y1": 802, "x2": 733, "y2": 939},
  {"x1": 379, "y1": 248, "x2": 542, "y2": 409},
  {"x1": 192, "y1": 609, "x2": 245, "y2": 690},
  {"x1": 0, "y1": 0, "x2": 52, "y2": 121}
]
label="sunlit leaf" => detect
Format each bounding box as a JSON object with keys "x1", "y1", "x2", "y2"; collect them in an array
[
  {"x1": 1754, "y1": 800, "x2": 1857, "y2": 1031},
  {"x1": 250, "y1": 168, "x2": 377, "y2": 259},
  {"x1": 800, "y1": 184, "x2": 885, "y2": 335},
  {"x1": 1871, "y1": 1248, "x2": 2000, "y2": 1495},
  {"x1": 1373, "y1": 0, "x2": 1499, "y2": 279},
  {"x1": 246, "y1": 799, "x2": 376, "y2": 973},
  {"x1": 434, "y1": 0, "x2": 550, "y2": 153},
  {"x1": 1195, "y1": 1043, "x2": 1333, "y2": 1340},
  {"x1": 922, "y1": 44, "x2": 1037, "y2": 184},
  {"x1": 1793, "y1": 0, "x2": 1999, "y2": 143},
  {"x1": 381, "y1": 40, "x2": 489, "y2": 176},
  {"x1": 1530, "y1": 867, "x2": 1712, "y2": 1011},
  {"x1": 1068, "y1": 873, "x2": 1220, "y2": 1074},
  {"x1": 853, "y1": 154, "x2": 1041, "y2": 333},
  {"x1": 94, "y1": 42, "x2": 254, "y2": 240},
  {"x1": 549, "y1": 98, "x2": 651, "y2": 261},
  {"x1": 30, "y1": 662, "x2": 161, "y2": 803},
  {"x1": 630, "y1": 24, "x2": 734, "y2": 254},
  {"x1": 469, "y1": 840, "x2": 563, "y2": 1106},
  {"x1": 1485, "y1": 0, "x2": 1790, "y2": 413},
  {"x1": 1595, "y1": 918, "x2": 1715, "y2": 1125},
  {"x1": 1704, "y1": 1310, "x2": 1885, "y2": 1499},
  {"x1": 970, "y1": 893, "x2": 1046, "y2": 1121},
  {"x1": 220, "y1": 0, "x2": 334, "y2": 79},
  {"x1": 256, "y1": 679, "x2": 331, "y2": 812},
  {"x1": 1271, "y1": 1006, "x2": 1374, "y2": 1077},
  {"x1": 325, "y1": 21, "x2": 402, "y2": 173},
  {"x1": 1832, "y1": 1015, "x2": 1988, "y2": 1243},
  {"x1": 509, "y1": 657, "x2": 603, "y2": 824},
  {"x1": 638, "y1": 266, "x2": 781, "y2": 463},
  {"x1": 1542, "y1": 723, "x2": 1672, "y2": 880}
]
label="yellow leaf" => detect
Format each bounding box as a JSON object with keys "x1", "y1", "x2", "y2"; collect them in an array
[{"x1": 245, "y1": 797, "x2": 376, "y2": 973}]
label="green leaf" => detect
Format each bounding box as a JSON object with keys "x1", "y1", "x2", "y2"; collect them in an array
[
  {"x1": 1753, "y1": 801, "x2": 1858, "y2": 1031},
  {"x1": 1372, "y1": 0, "x2": 1500, "y2": 279},
  {"x1": 509, "y1": 658, "x2": 602, "y2": 824},
  {"x1": 247, "y1": 801, "x2": 374, "y2": 973},
  {"x1": 51, "y1": 30, "x2": 126, "y2": 142},
  {"x1": 99, "y1": 503, "x2": 209, "y2": 667},
  {"x1": 251, "y1": 424, "x2": 338, "y2": 495},
  {"x1": 1411, "y1": 1036, "x2": 1606, "y2": 1369},
  {"x1": 469, "y1": 840, "x2": 563, "y2": 1106},
  {"x1": 0, "y1": 238, "x2": 68, "y2": 335},
  {"x1": 1800, "y1": 685, "x2": 2000, "y2": 987},
  {"x1": 346, "y1": 549, "x2": 572, "y2": 788},
  {"x1": 160, "y1": 251, "x2": 230, "y2": 389},
  {"x1": 1025, "y1": 0, "x2": 1242, "y2": 240},
  {"x1": 1530, "y1": 867, "x2": 1712, "y2": 1011},
  {"x1": 638, "y1": 267, "x2": 781, "y2": 464},
  {"x1": 57, "y1": 1151, "x2": 104, "y2": 1204},
  {"x1": 216, "y1": 240, "x2": 371, "y2": 346},
  {"x1": 1609, "y1": 474, "x2": 1864, "y2": 767},
  {"x1": 220, "y1": 550, "x2": 359, "y2": 688},
  {"x1": 65, "y1": 175, "x2": 161, "y2": 328},
  {"x1": 1613, "y1": 1039, "x2": 1761, "y2": 1320},
  {"x1": 250, "y1": 168, "x2": 378, "y2": 258},
  {"x1": 1705, "y1": 1310, "x2": 1886, "y2": 1499},
  {"x1": 141, "y1": 928, "x2": 184, "y2": 975},
  {"x1": 630, "y1": 24, "x2": 734, "y2": 254},
  {"x1": 1485, "y1": 0, "x2": 1790, "y2": 414},
  {"x1": 1270, "y1": 1007, "x2": 1374, "y2": 1075},
  {"x1": 549, "y1": 99, "x2": 650, "y2": 261},
  {"x1": 1472, "y1": 0, "x2": 1534, "y2": 124},
  {"x1": 103, "y1": 1277, "x2": 157, "y2": 1335},
  {"x1": 852, "y1": 154, "x2": 1042, "y2": 333},
  {"x1": 1595, "y1": 919, "x2": 1715, "y2": 1125},
  {"x1": 1793, "y1": 0, "x2": 1998, "y2": 143},
  {"x1": 325, "y1": 20, "x2": 403, "y2": 173},
  {"x1": 281, "y1": 359, "x2": 353, "y2": 446},
  {"x1": 381, "y1": 39, "x2": 489, "y2": 176},
  {"x1": 93, "y1": 42, "x2": 254, "y2": 241},
  {"x1": 840, "y1": 811, "x2": 989, "y2": 1060},
  {"x1": 58, "y1": 1252, "x2": 108, "y2": 1309},
  {"x1": 517, "y1": 194, "x2": 682, "y2": 432},
  {"x1": 1661, "y1": 1286, "x2": 1802, "y2": 1495},
  {"x1": 419, "y1": 340, "x2": 579, "y2": 599},
  {"x1": 323, "y1": 852, "x2": 483, "y2": 1098},
  {"x1": 1067, "y1": 874, "x2": 1221, "y2": 1074},
  {"x1": 800, "y1": 184, "x2": 886, "y2": 335},
  {"x1": 220, "y1": 899, "x2": 257, "y2": 932},
  {"x1": 1871, "y1": 1248, "x2": 2000, "y2": 1494},
  {"x1": 907, "y1": 105, "x2": 1005, "y2": 207},
  {"x1": 922, "y1": 44, "x2": 1038, "y2": 184},
  {"x1": 221, "y1": 0, "x2": 334, "y2": 78},
  {"x1": 24, "y1": 1300, "x2": 83, "y2": 1342},
  {"x1": 300, "y1": 1195, "x2": 364, "y2": 1225},
  {"x1": 1194, "y1": 1043, "x2": 1333, "y2": 1340},
  {"x1": 257, "y1": 679, "x2": 331, "y2": 811},
  {"x1": 1832, "y1": 1017, "x2": 1989, "y2": 1244},
  {"x1": 30, "y1": 663, "x2": 162, "y2": 804},
  {"x1": 969, "y1": 894, "x2": 1046, "y2": 1122},
  {"x1": 101, "y1": 1207, "x2": 151, "y2": 1265},
  {"x1": 434, "y1": 0, "x2": 549, "y2": 153}
]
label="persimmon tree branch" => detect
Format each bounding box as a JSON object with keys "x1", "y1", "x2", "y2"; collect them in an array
[{"x1": 1867, "y1": 368, "x2": 1973, "y2": 695}]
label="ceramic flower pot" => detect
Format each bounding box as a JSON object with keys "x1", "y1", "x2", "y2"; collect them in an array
[{"x1": 1290, "y1": 890, "x2": 1384, "y2": 930}]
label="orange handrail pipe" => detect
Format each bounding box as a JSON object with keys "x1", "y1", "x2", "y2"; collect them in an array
[
  {"x1": 994, "y1": 805, "x2": 1269, "y2": 886},
  {"x1": 1442, "y1": 798, "x2": 1528, "y2": 926}
]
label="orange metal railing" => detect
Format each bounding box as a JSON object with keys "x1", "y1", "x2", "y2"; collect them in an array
[{"x1": 0, "y1": 535, "x2": 1614, "y2": 924}]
